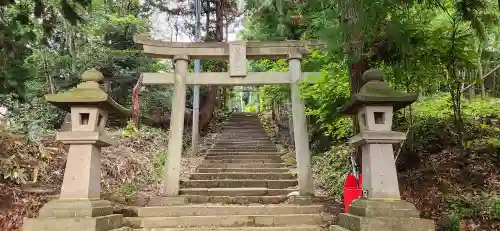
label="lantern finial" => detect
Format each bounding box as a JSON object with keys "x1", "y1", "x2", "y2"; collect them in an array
[
  {"x1": 362, "y1": 69, "x2": 384, "y2": 82},
  {"x1": 81, "y1": 68, "x2": 104, "y2": 83}
]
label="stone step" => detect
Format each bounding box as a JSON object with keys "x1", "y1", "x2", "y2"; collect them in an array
[
  {"x1": 220, "y1": 129, "x2": 266, "y2": 131},
  {"x1": 206, "y1": 152, "x2": 282, "y2": 155},
  {"x1": 203, "y1": 158, "x2": 281, "y2": 162},
  {"x1": 213, "y1": 143, "x2": 276, "y2": 146},
  {"x1": 202, "y1": 159, "x2": 282, "y2": 164},
  {"x1": 216, "y1": 138, "x2": 270, "y2": 141},
  {"x1": 223, "y1": 127, "x2": 263, "y2": 128},
  {"x1": 190, "y1": 173, "x2": 295, "y2": 180},
  {"x1": 219, "y1": 135, "x2": 269, "y2": 137},
  {"x1": 208, "y1": 151, "x2": 279, "y2": 155},
  {"x1": 222, "y1": 126, "x2": 264, "y2": 128},
  {"x1": 212, "y1": 146, "x2": 277, "y2": 150},
  {"x1": 219, "y1": 132, "x2": 269, "y2": 135},
  {"x1": 217, "y1": 138, "x2": 271, "y2": 142},
  {"x1": 220, "y1": 130, "x2": 266, "y2": 132},
  {"x1": 222, "y1": 129, "x2": 267, "y2": 132},
  {"x1": 210, "y1": 148, "x2": 278, "y2": 152},
  {"x1": 186, "y1": 195, "x2": 288, "y2": 204},
  {"x1": 218, "y1": 134, "x2": 268, "y2": 136},
  {"x1": 136, "y1": 205, "x2": 323, "y2": 217},
  {"x1": 131, "y1": 226, "x2": 326, "y2": 231},
  {"x1": 222, "y1": 130, "x2": 264, "y2": 132},
  {"x1": 124, "y1": 214, "x2": 328, "y2": 228},
  {"x1": 181, "y1": 179, "x2": 297, "y2": 188},
  {"x1": 197, "y1": 168, "x2": 290, "y2": 173},
  {"x1": 225, "y1": 120, "x2": 260, "y2": 122},
  {"x1": 199, "y1": 163, "x2": 286, "y2": 168},
  {"x1": 205, "y1": 155, "x2": 282, "y2": 160},
  {"x1": 215, "y1": 142, "x2": 276, "y2": 145},
  {"x1": 211, "y1": 144, "x2": 273, "y2": 146},
  {"x1": 179, "y1": 188, "x2": 296, "y2": 196},
  {"x1": 223, "y1": 126, "x2": 264, "y2": 128},
  {"x1": 225, "y1": 122, "x2": 260, "y2": 124},
  {"x1": 111, "y1": 228, "x2": 132, "y2": 231},
  {"x1": 209, "y1": 149, "x2": 278, "y2": 153}
]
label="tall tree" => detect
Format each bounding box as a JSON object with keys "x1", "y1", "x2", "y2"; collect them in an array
[{"x1": 143, "y1": 0, "x2": 241, "y2": 131}]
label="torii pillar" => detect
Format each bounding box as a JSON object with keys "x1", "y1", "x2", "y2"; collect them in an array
[
  {"x1": 161, "y1": 55, "x2": 189, "y2": 199},
  {"x1": 288, "y1": 51, "x2": 314, "y2": 196}
]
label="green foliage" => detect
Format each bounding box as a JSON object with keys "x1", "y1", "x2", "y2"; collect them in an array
[
  {"x1": 119, "y1": 181, "x2": 138, "y2": 197},
  {"x1": 0, "y1": 1, "x2": 38, "y2": 99},
  {"x1": 122, "y1": 122, "x2": 139, "y2": 137},
  {"x1": 2, "y1": 166, "x2": 28, "y2": 185},
  {"x1": 441, "y1": 210, "x2": 464, "y2": 231},
  {"x1": 445, "y1": 190, "x2": 500, "y2": 222},
  {"x1": 0, "y1": 0, "x2": 168, "y2": 130},
  {"x1": 1, "y1": 92, "x2": 61, "y2": 134},
  {"x1": 395, "y1": 94, "x2": 500, "y2": 154},
  {"x1": 301, "y1": 54, "x2": 353, "y2": 142},
  {"x1": 244, "y1": 105, "x2": 257, "y2": 112},
  {"x1": 259, "y1": 85, "x2": 289, "y2": 111},
  {"x1": 251, "y1": 50, "x2": 354, "y2": 150},
  {"x1": 140, "y1": 85, "x2": 174, "y2": 119},
  {"x1": 412, "y1": 93, "x2": 500, "y2": 119},
  {"x1": 312, "y1": 145, "x2": 352, "y2": 200},
  {"x1": 152, "y1": 150, "x2": 167, "y2": 181},
  {"x1": 253, "y1": 59, "x2": 290, "y2": 111}
]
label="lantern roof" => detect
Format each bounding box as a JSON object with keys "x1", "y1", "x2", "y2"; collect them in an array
[
  {"x1": 340, "y1": 69, "x2": 418, "y2": 115},
  {"x1": 45, "y1": 69, "x2": 130, "y2": 117}
]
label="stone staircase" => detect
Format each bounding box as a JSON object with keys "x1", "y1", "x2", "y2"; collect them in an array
[{"x1": 124, "y1": 113, "x2": 332, "y2": 230}]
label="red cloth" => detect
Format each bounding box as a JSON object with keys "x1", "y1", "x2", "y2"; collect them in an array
[
  {"x1": 343, "y1": 173, "x2": 362, "y2": 213},
  {"x1": 132, "y1": 76, "x2": 143, "y2": 128}
]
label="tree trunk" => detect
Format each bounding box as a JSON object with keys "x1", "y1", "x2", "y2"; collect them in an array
[
  {"x1": 64, "y1": 19, "x2": 77, "y2": 77},
  {"x1": 343, "y1": 0, "x2": 369, "y2": 106},
  {"x1": 343, "y1": 0, "x2": 369, "y2": 168},
  {"x1": 468, "y1": 70, "x2": 475, "y2": 101},
  {"x1": 41, "y1": 48, "x2": 56, "y2": 94},
  {"x1": 199, "y1": 0, "x2": 224, "y2": 131},
  {"x1": 271, "y1": 99, "x2": 276, "y2": 120},
  {"x1": 477, "y1": 40, "x2": 485, "y2": 97},
  {"x1": 225, "y1": 14, "x2": 229, "y2": 41},
  {"x1": 493, "y1": 65, "x2": 497, "y2": 96}
]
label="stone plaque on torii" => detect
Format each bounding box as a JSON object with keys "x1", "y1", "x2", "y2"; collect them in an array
[{"x1": 134, "y1": 35, "x2": 325, "y2": 199}]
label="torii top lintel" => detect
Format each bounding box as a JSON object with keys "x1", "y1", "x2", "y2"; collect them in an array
[{"x1": 134, "y1": 34, "x2": 327, "y2": 60}]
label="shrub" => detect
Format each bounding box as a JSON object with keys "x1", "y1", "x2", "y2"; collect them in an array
[
  {"x1": 245, "y1": 105, "x2": 257, "y2": 112},
  {"x1": 396, "y1": 94, "x2": 500, "y2": 155},
  {"x1": 312, "y1": 145, "x2": 353, "y2": 200}
]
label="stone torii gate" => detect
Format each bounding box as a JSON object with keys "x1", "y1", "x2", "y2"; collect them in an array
[{"x1": 134, "y1": 35, "x2": 325, "y2": 198}]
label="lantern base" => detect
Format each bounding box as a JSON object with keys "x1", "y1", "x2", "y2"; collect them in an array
[
  {"x1": 332, "y1": 214, "x2": 435, "y2": 231},
  {"x1": 23, "y1": 214, "x2": 124, "y2": 231},
  {"x1": 331, "y1": 199, "x2": 435, "y2": 231},
  {"x1": 349, "y1": 199, "x2": 421, "y2": 218},
  {"x1": 38, "y1": 199, "x2": 114, "y2": 218},
  {"x1": 23, "y1": 199, "x2": 126, "y2": 231}
]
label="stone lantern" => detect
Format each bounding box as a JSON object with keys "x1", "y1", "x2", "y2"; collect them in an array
[
  {"x1": 331, "y1": 69, "x2": 435, "y2": 231},
  {"x1": 23, "y1": 69, "x2": 129, "y2": 231}
]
